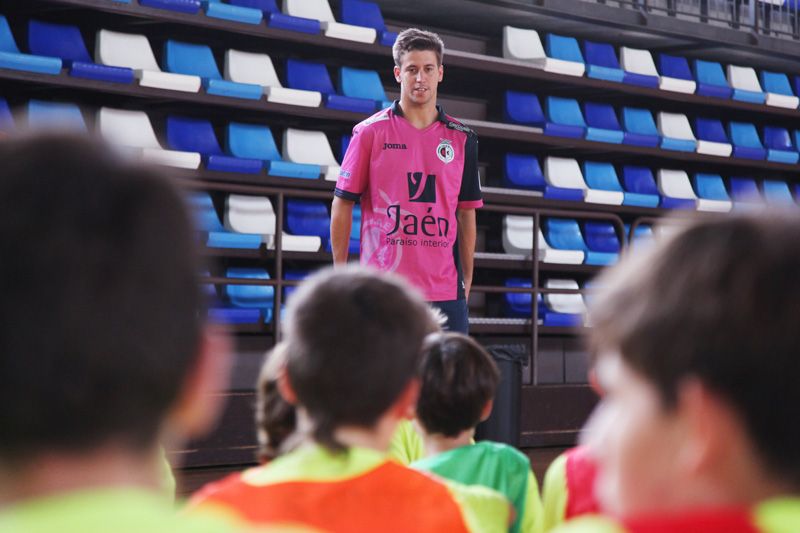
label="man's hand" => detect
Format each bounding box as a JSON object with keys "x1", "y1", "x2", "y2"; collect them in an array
[{"x1": 456, "y1": 208, "x2": 477, "y2": 301}]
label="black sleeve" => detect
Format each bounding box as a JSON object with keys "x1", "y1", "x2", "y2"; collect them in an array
[{"x1": 458, "y1": 133, "x2": 482, "y2": 203}]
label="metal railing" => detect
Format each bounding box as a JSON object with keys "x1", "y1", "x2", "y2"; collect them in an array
[{"x1": 586, "y1": 0, "x2": 800, "y2": 40}]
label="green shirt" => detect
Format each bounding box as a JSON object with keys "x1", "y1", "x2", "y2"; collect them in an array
[
  {"x1": 413, "y1": 441, "x2": 544, "y2": 533},
  {"x1": 0, "y1": 487, "x2": 248, "y2": 533}
]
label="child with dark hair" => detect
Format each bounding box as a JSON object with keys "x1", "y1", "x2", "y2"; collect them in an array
[
  {"x1": 188, "y1": 266, "x2": 511, "y2": 532},
  {"x1": 0, "y1": 133, "x2": 243, "y2": 532},
  {"x1": 255, "y1": 343, "x2": 305, "y2": 462},
  {"x1": 556, "y1": 212, "x2": 800, "y2": 532},
  {"x1": 412, "y1": 332, "x2": 544, "y2": 533}
]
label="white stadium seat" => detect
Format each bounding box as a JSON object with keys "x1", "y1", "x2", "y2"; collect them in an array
[
  {"x1": 502, "y1": 26, "x2": 584, "y2": 77},
  {"x1": 544, "y1": 279, "x2": 586, "y2": 315},
  {"x1": 283, "y1": 0, "x2": 376, "y2": 43},
  {"x1": 545, "y1": 157, "x2": 622, "y2": 205},
  {"x1": 657, "y1": 169, "x2": 698, "y2": 208},
  {"x1": 95, "y1": 29, "x2": 201, "y2": 93},
  {"x1": 502, "y1": 215, "x2": 585, "y2": 264},
  {"x1": 97, "y1": 107, "x2": 200, "y2": 169},
  {"x1": 224, "y1": 49, "x2": 322, "y2": 107},
  {"x1": 283, "y1": 128, "x2": 341, "y2": 181},
  {"x1": 224, "y1": 194, "x2": 321, "y2": 251},
  {"x1": 619, "y1": 47, "x2": 658, "y2": 78}
]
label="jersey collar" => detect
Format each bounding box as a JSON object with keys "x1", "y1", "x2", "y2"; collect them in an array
[{"x1": 391, "y1": 100, "x2": 448, "y2": 124}]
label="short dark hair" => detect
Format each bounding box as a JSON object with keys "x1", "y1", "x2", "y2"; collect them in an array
[
  {"x1": 590, "y1": 212, "x2": 800, "y2": 489},
  {"x1": 283, "y1": 266, "x2": 438, "y2": 451},
  {"x1": 256, "y1": 343, "x2": 299, "y2": 462},
  {"x1": 416, "y1": 333, "x2": 500, "y2": 437},
  {"x1": 393, "y1": 28, "x2": 445, "y2": 67},
  {"x1": 0, "y1": 133, "x2": 203, "y2": 462}
]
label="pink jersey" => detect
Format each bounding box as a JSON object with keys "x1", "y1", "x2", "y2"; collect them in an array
[{"x1": 334, "y1": 102, "x2": 483, "y2": 301}]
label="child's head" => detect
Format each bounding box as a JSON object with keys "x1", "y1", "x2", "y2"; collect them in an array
[
  {"x1": 282, "y1": 266, "x2": 439, "y2": 450},
  {"x1": 584, "y1": 212, "x2": 800, "y2": 517},
  {"x1": 416, "y1": 332, "x2": 500, "y2": 437},
  {"x1": 256, "y1": 343, "x2": 300, "y2": 462}
]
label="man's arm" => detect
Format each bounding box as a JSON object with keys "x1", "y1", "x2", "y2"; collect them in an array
[
  {"x1": 330, "y1": 196, "x2": 355, "y2": 265},
  {"x1": 456, "y1": 208, "x2": 476, "y2": 300}
]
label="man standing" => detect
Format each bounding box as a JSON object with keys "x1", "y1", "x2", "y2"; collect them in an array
[{"x1": 330, "y1": 28, "x2": 482, "y2": 334}]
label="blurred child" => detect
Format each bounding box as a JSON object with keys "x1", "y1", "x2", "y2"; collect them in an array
[
  {"x1": 412, "y1": 332, "x2": 544, "y2": 533},
  {"x1": 189, "y1": 267, "x2": 511, "y2": 532},
  {"x1": 0, "y1": 134, "x2": 241, "y2": 532},
  {"x1": 557, "y1": 213, "x2": 800, "y2": 532}
]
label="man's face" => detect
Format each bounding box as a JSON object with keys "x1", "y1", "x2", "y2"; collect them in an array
[
  {"x1": 394, "y1": 50, "x2": 443, "y2": 107},
  {"x1": 582, "y1": 353, "x2": 685, "y2": 518}
]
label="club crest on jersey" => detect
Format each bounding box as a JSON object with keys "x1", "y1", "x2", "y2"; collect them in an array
[{"x1": 436, "y1": 139, "x2": 455, "y2": 164}]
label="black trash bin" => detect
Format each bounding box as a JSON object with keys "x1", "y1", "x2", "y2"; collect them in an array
[{"x1": 475, "y1": 344, "x2": 527, "y2": 447}]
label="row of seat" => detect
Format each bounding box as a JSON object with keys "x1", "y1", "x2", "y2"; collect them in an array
[
  {"x1": 0, "y1": 97, "x2": 344, "y2": 180},
  {"x1": 505, "y1": 91, "x2": 800, "y2": 163},
  {"x1": 109, "y1": 0, "x2": 397, "y2": 46},
  {"x1": 190, "y1": 192, "x2": 360, "y2": 254},
  {"x1": 504, "y1": 154, "x2": 799, "y2": 210},
  {"x1": 504, "y1": 278, "x2": 589, "y2": 327},
  {"x1": 503, "y1": 26, "x2": 800, "y2": 109},
  {"x1": 0, "y1": 17, "x2": 391, "y2": 113}
]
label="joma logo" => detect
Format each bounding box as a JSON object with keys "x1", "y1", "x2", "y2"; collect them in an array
[{"x1": 383, "y1": 142, "x2": 407, "y2": 150}]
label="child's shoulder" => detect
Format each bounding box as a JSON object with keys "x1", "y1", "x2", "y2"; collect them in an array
[{"x1": 472, "y1": 441, "x2": 531, "y2": 468}]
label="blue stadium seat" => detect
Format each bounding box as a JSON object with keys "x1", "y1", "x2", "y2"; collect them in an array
[
  {"x1": 795, "y1": 184, "x2": 800, "y2": 203},
  {"x1": 229, "y1": 0, "x2": 321, "y2": 34},
  {"x1": 728, "y1": 177, "x2": 762, "y2": 205},
  {"x1": 340, "y1": 0, "x2": 398, "y2": 46},
  {"x1": 164, "y1": 40, "x2": 262, "y2": 99},
  {"x1": 28, "y1": 20, "x2": 133, "y2": 83},
  {"x1": 225, "y1": 267, "x2": 275, "y2": 324},
  {"x1": 339, "y1": 66, "x2": 390, "y2": 110},
  {"x1": 340, "y1": 134, "x2": 352, "y2": 159},
  {"x1": 693, "y1": 117, "x2": 733, "y2": 157},
  {"x1": 0, "y1": 97, "x2": 13, "y2": 133},
  {"x1": 621, "y1": 165, "x2": 660, "y2": 207},
  {"x1": 728, "y1": 122, "x2": 767, "y2": 160},
  {"x1": 583, "y1": 102, "x2": 623, "y2": 143},
  {"x1": 286, "y1": 59, "x2": 375, "y2": 113},
  {"x1": 583, "y1": 162, "x2": 624, "y2": 204},
  {"x1": 545, "y1": 34, "x2": 584, "y2": 70},
  {"x1": 629, "y1": 223, "x2": 654, "y2": 246},
  {"x1": 759, "y1": 71, "x2": 799, "y2": 108},
  {"x1": 544, "y1": 218, "x2": 589, "y2": 262},
  {"x1": 582, "y1": 221, "x2": 620, "y2": 265},
  {"x1": 657, "y1": 54, "x2": 696, "y2": 93},
  {"x1": 167, "y1": 116, "x2": 262, "y2": 174},
  {"x1": 0, "y1": 16, "x2": 61, "y2": 75},
  {"x1": 139, "y1": 0, "x2": 201, "y2": 13},
  {"x1": 282, "y1": 269, "x2": 309, "y2": 304},
  {"x1": 27, "y1": 100, "x2": 87, "y2": 131},
  {"x1": 285, "y1": 199, "x2": 331, "y2": 248},
  {"x1": 203, "y1": 0, "x2": 263, "y2": 24},
  {"x1": 504, "y1": 153, "x2": 546, "y2": 191},
  {"x1": 227, "y1": 122, "x2": 321, "y2": 179},
  {"x1": 693, "y1": 60, "x2": 732, "y2": 99},
  {"x1": 762, "y1": 126, "x2": 799, "y2": 164},
  {"x1": 504, "y1": 91, "x2": 545, "y2": 127},
  {"x1": 692, "y1": 173, "x2": 732, "y2": 212},
  {"x1": 188, "y1": 192, "x2": 262, "y2": 249},
  {"x1": 621, "y1": 107, "x2": 660, "y2": 147},
  {"x1": 762, "y1": 180, "x2": 795, "y2": 206},
  {"x1": 545, "y1": 96, "x2": 586, "y2": 138},
  {"x1": 503, "y1": 278, "x2": 541, "y2": 319},
  {"x1": 582, "y1": 40, "x2": 624, "y2": 82}
]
